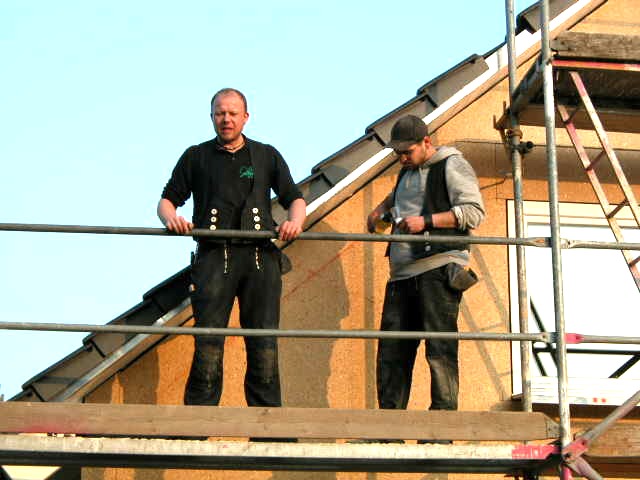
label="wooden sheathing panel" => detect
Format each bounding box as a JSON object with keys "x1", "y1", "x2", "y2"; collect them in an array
[{"x1": 571, "y1": 0, "x2": 640, "y2": 36}]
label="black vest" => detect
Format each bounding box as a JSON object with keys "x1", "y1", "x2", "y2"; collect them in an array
[
  {"x1": 391, "y1": 156, "x2": 469, "y2": 260},
  {"x1": 191, "y1": 139, "x2": 277, "y2": 235}
]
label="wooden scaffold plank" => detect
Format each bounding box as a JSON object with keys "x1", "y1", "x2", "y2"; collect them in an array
[
  {"x1": 0, "y1": 402, "x2": 559, "y2": 441},
  {"x1": 551, "y1": 32, "x2": 640, "y2": 62}
]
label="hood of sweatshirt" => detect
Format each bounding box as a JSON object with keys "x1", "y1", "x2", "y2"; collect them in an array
[{"x1": 424, "y1": 146, "x2": 463, "y2": 167}]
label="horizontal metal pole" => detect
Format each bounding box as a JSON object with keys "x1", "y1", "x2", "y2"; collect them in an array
[
  {"x1": 2, "y1": 222, "x2": 640, "y2": 251},
  {"x1": 6, "y1": 322, "x2": 640, "y2": 345},
  {"x1": 566, "y1": 239, "x2": 640, "y2": 251},
  {"x1": 543, "y1": 333, "x2": 640, "y2": 345},
  {"x1": 534, "y1": 346, "x2": 640, "y2": 355},
  {"x1": 0, "y1": 222, "x2": 542, "y2": 246},
  {"x1": 0, "y1": 321, "x2": 550, "y2": 342},
  {"x1": 573, "y1": 335, "x2": 640, "y2": 345}
]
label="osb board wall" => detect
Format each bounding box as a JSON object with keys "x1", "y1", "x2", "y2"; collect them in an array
[
  {"x1": 84, "y1": 158, "x2": 514, "y2": 480},
  {"x1": 84, "y1": 1, "x2": 640, "y2": 479},
  {"x1": 573, "y1": 0, "x2": 640, "y2": 36}
]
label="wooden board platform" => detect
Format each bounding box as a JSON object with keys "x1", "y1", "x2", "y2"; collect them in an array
[
  {"x1": 551, "y1": 32, "x2": 640, "y2": 62},
  {"x1": 2, "y1": 403, "x2": 640, "y2": 476},
  {"x1": 0, "y1": 402, "x2": 558, "y2": 441}
]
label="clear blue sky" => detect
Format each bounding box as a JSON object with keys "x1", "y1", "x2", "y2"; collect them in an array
[{"x1": 0, "y1": 0, "x2": 536, "y2": 399}]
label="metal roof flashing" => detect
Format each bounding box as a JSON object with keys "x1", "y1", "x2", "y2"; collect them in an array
[{"x1": 516, "y1": 0, "x2": 580, "y2": 33}]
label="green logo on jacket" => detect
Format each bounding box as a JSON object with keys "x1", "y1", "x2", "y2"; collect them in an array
[{"x1": 239, "y1": 166, "x2": 254, "y2": 179}]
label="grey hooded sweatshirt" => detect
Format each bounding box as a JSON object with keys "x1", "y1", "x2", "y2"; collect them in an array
[{"x1": 389, "y1": 146, "x2": 485, "y2": 282}]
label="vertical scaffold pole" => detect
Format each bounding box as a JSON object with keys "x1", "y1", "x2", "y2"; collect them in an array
[
  {"x1": 505, "y1": 0, "x2": 532, "y2": 413},
  {"x1": 539, "y1": 0, "x2": 572, "y2": 471}
]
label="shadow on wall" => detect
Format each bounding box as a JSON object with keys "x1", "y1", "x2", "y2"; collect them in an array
[
  {"x1": 123, "y1": 349, "x2": 163, "y2": 480},
  {"x1": 275, "y1": 219, "x2": 351, "y2": 480},
  {"x1": 461, "y1": 245, "x2": 511, "y2": 404},
  {"x1": 278, "y1": 219, "x2": 350, "y2": 413}
]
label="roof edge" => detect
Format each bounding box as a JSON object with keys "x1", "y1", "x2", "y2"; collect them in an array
[{"x1": 304, "y1": 0, "x2": 606, "y2": 221}]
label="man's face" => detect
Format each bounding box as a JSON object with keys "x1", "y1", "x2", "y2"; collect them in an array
[
  {"x1": 211, "y1": 92, "x2": 249, "y2": 144},
  {"x1": 394, "y1": 137, "x2": 430, "y2": 169}
]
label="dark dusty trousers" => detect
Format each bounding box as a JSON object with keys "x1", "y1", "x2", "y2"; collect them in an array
[
  {"x1": 377, "y1": 265, "x2": 462, "y2": 411},
  {"x1": 185, "y1": 243, "x2": 282, "y2": 407}
]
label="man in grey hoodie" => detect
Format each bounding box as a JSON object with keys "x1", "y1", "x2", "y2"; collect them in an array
[{"x1": 367, "y1": 115, "x2": 485, "y2": 436}]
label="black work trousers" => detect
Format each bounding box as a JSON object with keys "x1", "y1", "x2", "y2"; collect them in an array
[
  {"x1": 376, "y1": 265, "x2": 462, "y2": 411},
  {"x1": 185, "y1": 242, "x2": 283, "y2": 407}
]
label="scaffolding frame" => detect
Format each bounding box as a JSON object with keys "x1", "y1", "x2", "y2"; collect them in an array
[
  {"x1": 496, "y1": 1, "x2": 640, "y2": 478},
  {"x1": 1, "y1": 1, "x2": 640, "y2": 479}
]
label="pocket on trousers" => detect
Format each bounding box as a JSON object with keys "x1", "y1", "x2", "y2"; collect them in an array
[{"x1": 445, "y1": 263, "x2": 479, "y2": 292}]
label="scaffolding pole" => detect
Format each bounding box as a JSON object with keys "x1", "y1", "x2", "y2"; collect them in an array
[
  {"x1": 505, "y1": 0, "x2": 532, "y2": 414},
  {"x1": 4, "y1": 321, "x2": 640, "y2": 346},
  {"x1": 0, "y1": 321, "x2": 552, "y2": 341},
  {"x1": 540, "y1": 1, "x2": 572, "y2": 478},
  {"x1": 2, "y1": 222, "x2": 640, "y2": 250}
]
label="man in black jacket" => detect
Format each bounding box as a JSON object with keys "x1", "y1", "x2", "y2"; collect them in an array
[{"x1": 158, "y1": 88, "x2": 306, "y2": 410}]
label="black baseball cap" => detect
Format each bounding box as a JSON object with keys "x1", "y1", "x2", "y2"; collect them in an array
[{"x1": 386, "y1": 115, "x2": 429, "y2": 151}]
